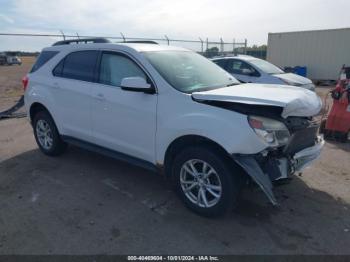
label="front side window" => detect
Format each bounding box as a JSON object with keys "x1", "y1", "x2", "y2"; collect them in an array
[
  {"x1": 227, "y1": 60, "x2": 244, "y2": 74},
  {"x1": 54, "y1": 50, "x2": 99, "y2": 82},
  {"x1": 143, "y1": 51, "x2": 239, "y2": 93},
  {"x1": 99, "y1": 53, "x2": 147, "y2": 87},
  {"x1": 227, "y1": 59, "x2": 259, "y2": 76}
]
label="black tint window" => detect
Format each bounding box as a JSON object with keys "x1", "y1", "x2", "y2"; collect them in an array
[
  {"x1": 61, "y1": 51, "x2": 98, "y2": 82},
  {"x1": 213, "y1": 59, "x2": 227, "y2": 69},
  {"x1": 53, "y1": 59, "x2": 64, "y2": 77},
  {"x1": 30, "y1": 51, "x2": 59, "y2": 73}
]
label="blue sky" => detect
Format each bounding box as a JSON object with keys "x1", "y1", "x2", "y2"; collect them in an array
[{"x1": 0, "y1": 0, "x2": 350, "y2": 51}]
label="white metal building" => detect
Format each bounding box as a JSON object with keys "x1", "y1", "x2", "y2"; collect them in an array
[{"x1": 267, "y1": 28, "x2": 350, "y2": 81}]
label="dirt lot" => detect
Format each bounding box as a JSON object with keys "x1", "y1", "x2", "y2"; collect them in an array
[
  {"x1": 0, "y1": 59, "x2": 349, "y2": 255},
  {"x1": 0, "y1": 57, "x2": 35, "y2": 112}
]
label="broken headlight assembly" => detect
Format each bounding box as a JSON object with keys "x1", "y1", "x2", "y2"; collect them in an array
[{"x1": 248, "y1": 116, "x2": 290, "y2": 148}]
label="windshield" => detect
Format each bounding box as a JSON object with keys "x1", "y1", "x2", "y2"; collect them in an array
[
  {"x1": 143, "y1": 51, "x2": 239, "y2": 93},
  {"x1": 249, "y1": 59, "x2": 284, "y2": 75}
]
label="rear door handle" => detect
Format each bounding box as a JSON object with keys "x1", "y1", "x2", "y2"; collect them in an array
[
  {"x1": 52, "y1": 82, "x2": 60, "y2": 89},
  {"x1": 95, "y1": 93, "x2": 106, "y2": 101}
]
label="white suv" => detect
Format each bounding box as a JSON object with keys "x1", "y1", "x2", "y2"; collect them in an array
[{"x1": 24, "y1": 38, "x2": 324, "y2": 217}]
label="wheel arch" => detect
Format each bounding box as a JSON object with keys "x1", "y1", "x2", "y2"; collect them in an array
[
  {"x1": 29, "y1": 102, "x2": 51, "y2": 123},
  {"x1": 163, "y1": 135, "x2": 241, "y2": 179}
]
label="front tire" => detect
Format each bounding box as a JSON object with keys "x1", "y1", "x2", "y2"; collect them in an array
[
  {"x1": 33, "y1": 111, "x2": 67, "y2": 156},
  {"x1": 172, "y1": 146, "x2": 243, "y2": 217}
]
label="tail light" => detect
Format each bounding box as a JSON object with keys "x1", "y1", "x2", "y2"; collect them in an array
[{"x1": 22, "y1": 75, "x2": 29, "y2": 91}]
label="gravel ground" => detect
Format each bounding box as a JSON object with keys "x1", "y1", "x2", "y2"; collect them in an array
[
  {"x1": 0, "y1": 116, "x2": 349, "y2": 255},
  {"x1": 0, "y1": 57, "x2": 34, "y2": 113},
  {"x1": 0, "y1": 58, "x2": 349, "y2": 255}
]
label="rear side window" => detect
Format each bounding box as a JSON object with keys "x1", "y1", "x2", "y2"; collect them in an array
[
  {"x1": 30, "y1": 51, "x2": 59, "y2": 73},
  {"x1": 53, "y1": 50, "x2": 98, "y2": 82},
  {"x1": 227, "y1": 60, "x2": 244, "y2": 74},
  {"x1": 53, "y1": 59, "x2": 64, "y2": 77}
]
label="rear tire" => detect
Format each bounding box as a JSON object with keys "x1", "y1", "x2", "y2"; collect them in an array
[
  {"x1": 33, "y1": 110, "x2": 67, "y2": 156},
  {"x1": 172, "y1": 146, "x2": 243, "y2": 217}
]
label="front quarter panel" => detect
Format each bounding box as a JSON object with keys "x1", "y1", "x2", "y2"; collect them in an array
[{"x1": 156, "y1": 91, "x2": 267, "y2": 165}]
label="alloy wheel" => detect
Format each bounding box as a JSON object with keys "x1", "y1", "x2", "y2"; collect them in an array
[
  {"x1": 180, "y1": 159, "x2": 222, "y2": 208},
  {"x1": 36, "y1": 119, "x2": 54, "y2": 150}
]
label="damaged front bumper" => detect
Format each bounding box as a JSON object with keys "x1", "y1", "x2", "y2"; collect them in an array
[{"x1": 232, "y1": 136, "x2": 325, "y2": 205}]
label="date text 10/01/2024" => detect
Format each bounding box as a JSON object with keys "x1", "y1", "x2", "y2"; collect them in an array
[{"x1": 127, "y1": 256, "x2": 219, "y2": 261}]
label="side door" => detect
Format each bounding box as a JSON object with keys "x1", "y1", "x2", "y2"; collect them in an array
[
  {"x1": 51, "y1": 50, "x2": 99, "y2": 142},
  {"x1": 226, "y1": 59, "x2": 260, "y2": 83},
  {"x1": 91, "y1": 51, "x2": 157, "y2": 163}
]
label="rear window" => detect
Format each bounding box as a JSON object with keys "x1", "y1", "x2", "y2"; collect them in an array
[
  {"x1": 30, "y1": 51, "x2": 59, "y2": 73},
  {"x1": 53, "y1": 50, "x2": 98, "y2": 82}
]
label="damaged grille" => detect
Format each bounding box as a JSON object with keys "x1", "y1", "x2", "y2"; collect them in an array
[{"x1": 283, "y1": 117, "x2": 320, "y2": 155}]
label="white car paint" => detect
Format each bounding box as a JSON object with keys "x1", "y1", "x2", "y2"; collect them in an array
[
  {"x1": 192, "y1": 83, "x2": 322, "y2": 118},
  {"x1": 25, "y1": 43, "x2": 321, "y2": 167},
  {"x1": 212, "y1": 56, "x2": 315, "y2": 91}
]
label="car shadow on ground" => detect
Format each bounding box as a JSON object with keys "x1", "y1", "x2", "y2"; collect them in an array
[{"x1": 0, "y1": 146, "x2": 349, "y2": 254}]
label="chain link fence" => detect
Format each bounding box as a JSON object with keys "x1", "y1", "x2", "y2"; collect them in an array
[
  {"x1": 0, "y1": 32, "x2": 247, "y2": 56},
  {"x1": 0, "y1": 33, "x2": 247, "y2": 118}
]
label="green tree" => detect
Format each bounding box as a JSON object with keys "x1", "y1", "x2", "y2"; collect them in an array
[{"x1": 204, "y1": 47, "x2": 219, "y2": 58}]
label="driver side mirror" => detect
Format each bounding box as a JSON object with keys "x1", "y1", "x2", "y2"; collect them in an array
[{"x1": 120, "y1": 77, "x2": 154, "y2": 94}]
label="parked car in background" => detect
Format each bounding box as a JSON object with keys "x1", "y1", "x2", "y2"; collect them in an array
[
  {"x1": 0, "y1": 52, "x2": 22, "y2": 66},
  {"x1": 0, "y1": 53, "x2": 6, "y2": 65},
  {"x1": 212, "y1": 55, "x2": 315, "y2": 91},
  {"x1": 6, "y1": 55, "x2": 22, "y2": 65},
  {"x1": 24, "y1": 39, "x2": 323, "y2": 217}
]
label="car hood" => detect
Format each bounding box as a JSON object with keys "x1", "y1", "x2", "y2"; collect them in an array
[
  {"x1": 192, "y1": 83, "x2": 322, "y2": 118},
  {"x1": 273, "y1": 73, "x2": 312, "y2": 85}
]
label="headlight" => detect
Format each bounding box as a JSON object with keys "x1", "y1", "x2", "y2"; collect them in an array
[{"x1": 248, "y1": 116, "x2": 290, "y2": 147}]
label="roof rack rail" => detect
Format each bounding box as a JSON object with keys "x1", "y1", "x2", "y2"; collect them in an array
[
  {"x1": 52, "y1": 37, "x2": 111, "y2": 46},
  {"x1": 120, "y1": 40, "x2": 159, "y2": 45}
]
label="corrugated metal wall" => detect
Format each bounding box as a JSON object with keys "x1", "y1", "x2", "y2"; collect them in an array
[{"x1": 267, "y1": 28, "x2": 350, "y2": 80}]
